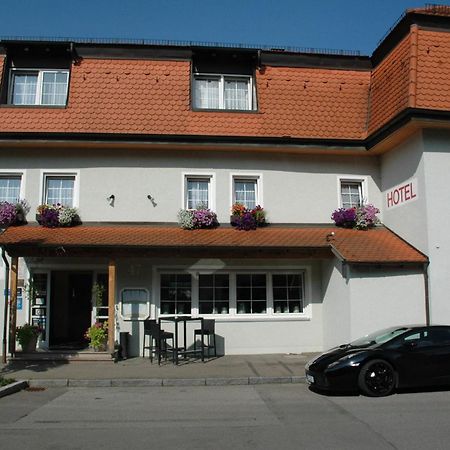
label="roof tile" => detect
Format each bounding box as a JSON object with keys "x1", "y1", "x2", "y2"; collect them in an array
[{"x1": 0, "y1": 225, "x2": 427, "y2": 264}]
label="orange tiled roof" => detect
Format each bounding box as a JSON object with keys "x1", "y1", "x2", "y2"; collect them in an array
[
  {"x1": 0, "y1": 59, "x2": 369, "y2": 140},
  {"x1": 0, "y1": 9, "x2": 450, "y2": 142},
  {"x1": 0, "y1": 225, "x2": 427, "y2": 264}
]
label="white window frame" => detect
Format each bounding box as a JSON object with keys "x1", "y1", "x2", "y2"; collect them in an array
[
  {"x1": 193, "y1": 73, "x2": 255, "y2": 111},
  {"x1": 155, "y1": 266, "x2": 311, "y2": 320},
  {"x1": 8, "y1": 68, "x2": 69, "y2": 106},
  {"x1": 182, "y1": 172, "x2": 216, "y2": 211},
  {"x1": 337, "y1": 176, "x2": 367, "y2": 208},
  {"x1": 230, "y1": 173, "x2": 263, "y2": 209},
  {"x1": 40, "y1": 170, "x2": 80, "y2": 208},
  {"x1": 119, "y1": 287, "x2": 150, "y2": 321},
  {"x1": 0, "y1": 169, "x2": 26, "y2": 203}
]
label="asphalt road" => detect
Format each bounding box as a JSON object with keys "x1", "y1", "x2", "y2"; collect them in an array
[{"x1": 1, "y1": 384, "x2": 449, "y2": 450}]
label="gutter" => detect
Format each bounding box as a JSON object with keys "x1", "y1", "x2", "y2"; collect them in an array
[
  {"x1": 1, "y1": 245, "x2": 9, "y2": 364},
  {"x1": 423, "y1": 262, "x2": 430, "y2": 325}
]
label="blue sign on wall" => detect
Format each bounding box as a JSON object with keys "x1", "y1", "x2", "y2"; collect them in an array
[{"x1": 17, "y1": 288, "x2": 23, "y2": 310}]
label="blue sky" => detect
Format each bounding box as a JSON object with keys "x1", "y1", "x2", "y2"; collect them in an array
[{"x1": 2, "y1": 1, "x2": 449, "y2": 55}]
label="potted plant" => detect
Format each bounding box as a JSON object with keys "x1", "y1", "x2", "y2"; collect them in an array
[
  {"x1": 178, "y1": 207, "x2": 219, "y2": 230},
  {"x1": 85, "y1": 321, "x2": 108, "y2": 351},
  {"x1": 230, "y1": 203, "x2": 267, "y2": 230},
  {"x1": 16, "y1": 323, "x2": 42, "y2": 352},
  {"x1": 0, "y1": 199, "x2": 29, "y2": 227},
  {"x1": 36, "y1": 203, "x2": 80, "y2": 227},
  {"x1": 331, "y1": 204, "x2": 380, "y2": 230}
]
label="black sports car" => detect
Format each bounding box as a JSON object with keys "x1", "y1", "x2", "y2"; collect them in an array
[{"x1": 305, "y1": 325, "x2": 450, "y2": 396}]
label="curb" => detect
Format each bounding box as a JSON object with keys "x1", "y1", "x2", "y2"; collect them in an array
[
  {"x1": 27, "y1": 376, "x2": 306, "y2": 388},
  {"x1": 0, "y1": 380, "x2": 28, "y2": 398}
]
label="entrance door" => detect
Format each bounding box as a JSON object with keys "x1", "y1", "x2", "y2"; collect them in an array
[{"x1": 50, "y1": 271, "x2": 93, "y2": 349}]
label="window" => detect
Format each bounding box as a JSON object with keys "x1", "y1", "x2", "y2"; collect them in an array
[
  {"x1": 236, "y1": 274, "x2": 267, "y2": 314},
  {"x1": 193, "y1": 74, "x2": 254, "y2": 111},
  {"x1": 121, "y1": 288, "x2": 149, "y2": 320},
  {"x1": 199, "y1": 274, "x2": 229, "y2": 314},
  {"x1": 185, "y1": 176, "x2": 212, "y2": 209},
  {"x1": 272, "y1": 274, "x2": 304, "y2": 314},
  {"x1": 9, "y1": 69, "x2": 69, "y2": 106},
  {"x1": 0, "y1": 175, "x2": 21, "y2": 203},
  {"x1": 340, "y1": 181, "x2": 363, "y2": 208},
  {"x1": 160, "y1": 274, "x2": 192, "y2": 315},
  {"x1": 233, "y1": 177, "x2": 259, "y2": 209},
  {"x1": 44, "y1": 175, "x2": 75, "y2": 207}
]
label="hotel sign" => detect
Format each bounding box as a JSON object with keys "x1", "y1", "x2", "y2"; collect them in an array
[{"x1": 386, "y1": 178, "x2": 418, "y2": 209}]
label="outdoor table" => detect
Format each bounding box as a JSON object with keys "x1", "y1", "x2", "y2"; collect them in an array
[{"x1": 159, "y1": 315, "x2": 204, "y2": 365}]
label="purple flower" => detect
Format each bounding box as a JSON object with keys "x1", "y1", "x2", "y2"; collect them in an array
[
  {"x1": 192, "y1": 209, "x2": 218, "y2": 229},
  {"x1": 234, "y1": 211, "x2": 257, "y2": 231},
  {"x1": 331, "y1": 207, "x2": 357, "y2": 228},
  {"x1": 40, "y1": 208, "x2": 60, "y2": 228},
  {"x1": 0, "y1": 202, "x2": 18, "y2": 227}
]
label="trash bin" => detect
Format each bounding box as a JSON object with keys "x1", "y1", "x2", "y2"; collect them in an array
[{"x1": 119, "y1": 332, "x2": 130, "y2": 360}]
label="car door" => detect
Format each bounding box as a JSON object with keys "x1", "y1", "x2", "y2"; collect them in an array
[
  {"x1": 387, "y1": 330, "x2": 435, "y2": 388},
  {"x1": 426, "y1": 328, "x2": 450, "y2": 385}
]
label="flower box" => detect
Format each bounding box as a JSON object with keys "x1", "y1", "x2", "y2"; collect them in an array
[
  {"x1": 331, "y1": 204, "x2": 380, "y2": 230},
  {"x1": 178, "y1": 208, "x2": 219, "y2": 230},
  {"x1": 0, "y1": 200, "x2": 29, "y2": 227},
  {"x1": 36, "y1": 204, "x2": 80, "y2": 228},
  {"x1": 230, "y1": 204, "x2": 266, "y2": 231}
]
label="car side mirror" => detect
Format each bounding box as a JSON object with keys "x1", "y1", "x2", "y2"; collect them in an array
[{"x1": 403, "y1": 340, "x2": 418, "y2": 349}]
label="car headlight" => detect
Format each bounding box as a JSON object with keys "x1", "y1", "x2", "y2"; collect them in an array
[{"x1": 327, "y1": 353, "x2": 361, "y2": 369}]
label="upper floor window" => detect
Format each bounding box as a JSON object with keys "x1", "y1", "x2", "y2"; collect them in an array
[
  {"x1": 185, "y1": 175, "x2": 214, "y2": 210},
  {"x1": 340, "y1": 180, "x2": 363, "y2": 209},
  {"x1": 0, "y1": 175, "x2": 21, "y2": 203},
  {"x1": 44, "y1": 175, "x2": 75, "y2": 207},
  {"x1": 9, "y1": 69, "x2": 69, "y2": 106},
  {"x1": 193, "y1": 74, "x2": 255, "y2": 111},
  {"x1": 233, "y1": 176, "x2": 261, "y2": 209}
]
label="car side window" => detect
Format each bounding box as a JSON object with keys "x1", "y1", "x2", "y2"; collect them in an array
[
  {"x1": 402, "y1": 330, "x2": 434, "y2": 348},
  {"x1": 429, "y1": 329, "x2": 450, "y2": 346}
]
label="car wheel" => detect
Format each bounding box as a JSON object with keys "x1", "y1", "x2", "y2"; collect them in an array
[{"x1": 358, "y1": 359, "x2": 396, "y2": 397}]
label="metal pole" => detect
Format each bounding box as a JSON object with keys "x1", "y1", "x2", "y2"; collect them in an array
[{"x1": 1, "y1": 247, "x2": 10, "y2": 364}]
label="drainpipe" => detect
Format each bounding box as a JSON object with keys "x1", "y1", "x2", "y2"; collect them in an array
[
  {"x1": 423, "y1": 262, "x2": 430, "y2": 326},
  {"x1": 1, "y1": 246, "x2": 9, "y2": 364}
]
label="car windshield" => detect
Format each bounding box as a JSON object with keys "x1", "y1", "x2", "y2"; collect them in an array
[{"x1": 350, "y1": 327, "x2": 410, "y2": 347}]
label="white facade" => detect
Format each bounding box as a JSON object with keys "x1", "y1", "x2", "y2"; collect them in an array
[{"x1": 0, "y1": 144, "x2": 430, "y2": 356}]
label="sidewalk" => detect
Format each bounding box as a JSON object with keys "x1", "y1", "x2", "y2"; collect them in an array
[{"x1": 0, "y1": 353, "x2": 316, "y2": 387}]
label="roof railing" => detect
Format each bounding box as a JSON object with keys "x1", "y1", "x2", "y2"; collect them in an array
[{"x1": 0, "y1": 35, "x2": 361, "y2": 56}]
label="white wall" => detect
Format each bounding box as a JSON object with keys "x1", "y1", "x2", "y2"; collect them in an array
[
  {"x1": 349, "y1": 266, "x2": 426, "y2": 340},
  {"x1": 0, "y1": 148, "x2": 381, "y2": 225},
  {"x1": 321, "y1": 259, "x2": 351, "y2": 349},
  {"x1": 381, "y1": 131, "x2": 428, "y2": 254}
]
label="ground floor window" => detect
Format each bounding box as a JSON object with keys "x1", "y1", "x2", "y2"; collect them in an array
[
  {"x1": 199, "y1": 274, "x2": 229, "y2": 314},
  {"x1": 160, "y1": 273, "x2": 192, "y2": 315},
  {"x1": 272, "y1": 274, "x2": 303, "y2": 313},
  {"x1": 159, "y1": 271, "x2": 305, "y2": 316}
]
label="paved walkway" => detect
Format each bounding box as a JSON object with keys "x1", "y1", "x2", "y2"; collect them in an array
[{"x1": 0, "y1": 353, "x2": 315, "y2": 387}]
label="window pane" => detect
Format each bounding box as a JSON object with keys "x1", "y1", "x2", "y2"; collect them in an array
[
  {"x1": 224, "y1": 78, "x2": 249, "y2": 110},
  {"x1": 41, "y1": 71, "x2": 68, "y2": 105},
  {"x1": 341, "y1": 182, "x2": 362, "y2": 208},
  {"x1": 272, "y1": 273, "x2": 304, "y2": 314},
  {"x1": 194, "y1": 77, "x2": 220, "y2": 109},
  {"x1": 160, "y1": 274, "x2": 192, "y2": 314},
  {"x1": 45, "y1": 176, "x2": 75, "y2": 207},
  {"x1": 187, "y1": 178, "x2": 209, "y2": 209},
  {"x1": 12, "y1": 73, "x2": 38, "y2": 105},
  {"x1": 235, "y1": 180, "x2": 257, "y2": 209},
  {"x1": 0, "y1": 176, "x2": 21, "y2": 203},
  {"x1": 199, "y1": 274, "x2": 229, "y2": 314}
]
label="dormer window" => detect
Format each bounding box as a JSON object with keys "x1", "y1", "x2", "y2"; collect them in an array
[
  {"x1": 9, "y1": 69, "x2": 69, "y2": 106},
  {"x1": 193, "y1": 74, "x2": 254, "y2": 111}
]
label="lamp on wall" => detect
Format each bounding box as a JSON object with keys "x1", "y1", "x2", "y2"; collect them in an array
[
  {"x1": 147, "y1": 194, "x2": 157, "y2": 207},
  {"x1": 107, "y1": 194, "x2": 115, "y2": 206}
]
